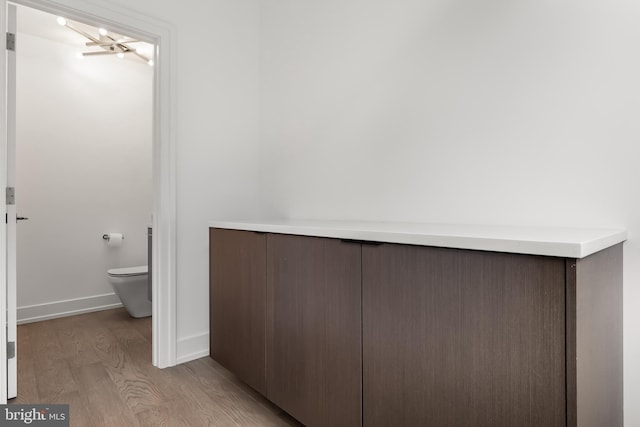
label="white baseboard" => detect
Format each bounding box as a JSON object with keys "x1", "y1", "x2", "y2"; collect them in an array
[
  {"x1": 176, "y1": 332, "x2": 209, "y2": 365},
  {"x1": 17, "y1": 293, "x2": 123, "y2": 324}
]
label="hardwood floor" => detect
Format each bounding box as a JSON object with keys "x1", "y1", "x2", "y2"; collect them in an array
[{"x1": 11, "y1": 308, "x2": 303, "y2": 427}]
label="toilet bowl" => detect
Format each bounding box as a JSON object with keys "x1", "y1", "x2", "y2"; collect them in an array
[{"x1": 107, "y1": 265, "x2": 151, "y2": 318}]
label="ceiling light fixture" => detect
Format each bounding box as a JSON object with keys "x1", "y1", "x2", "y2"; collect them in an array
[{"x1": 57, "y1": 17, "x2": 153, "y2": 65}]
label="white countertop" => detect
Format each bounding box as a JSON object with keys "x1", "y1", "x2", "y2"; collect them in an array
[{"x1": 209, "y1": 219, "x2": 627, "y2": 259}]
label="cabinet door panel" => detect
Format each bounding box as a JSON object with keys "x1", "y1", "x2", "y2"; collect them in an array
[
  {"x1": 267, "y1": 234, "x2": 362, "y2": 427},
  {"x1": 363, "y1": 244, "x2": 565, "y2": 427},
  {"x1": 210, "y1": 228, "x2": 266, "y2": 394}
]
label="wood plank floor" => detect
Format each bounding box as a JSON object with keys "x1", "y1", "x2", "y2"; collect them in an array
[{"x1": 10, "y1": 308, "x2": 303, "y2": 427}]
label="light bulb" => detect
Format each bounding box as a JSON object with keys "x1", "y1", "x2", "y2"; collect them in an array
[
  {"x1": 148, "y1": 59, "x2": 154, "y2": 67},
  {"x1": 136, "y1": 47, "x2": 144, "y2": 55},
  {"x1": 76, "y1": 52, "x2": 84, "y2": 60},
  {"x1": 98, "y1": 28, "x2": 108, "y2": 36},
  {"x1": 117, "y1": 52, "x2": 125, "y2": 59},
  {"x1": 56, "y1": 17, "x2": 67, "y2": 26}
]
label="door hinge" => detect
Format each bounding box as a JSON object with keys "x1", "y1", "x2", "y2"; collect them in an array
[
  {"x1": 6, "y1": 32, "x2": 15, "y2": 52},
  {"x1": 6, "y1": 187, "x2": 15, "y2": 205},
  {"x1": 7, "y1": 341, "x2": 15, "y2": 359}
]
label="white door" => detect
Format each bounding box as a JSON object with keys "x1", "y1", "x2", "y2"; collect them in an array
[{"x1": 5, "y1": 2, "x2": 18, "y2": 400}]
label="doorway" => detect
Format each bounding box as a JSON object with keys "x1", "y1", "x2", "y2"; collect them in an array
[
  {"x1": 0, "y1": 0, "x2": 177, "y2": 403},
  {"x1": 15, "y1": 4, "x2": 154, "y2": 326}
]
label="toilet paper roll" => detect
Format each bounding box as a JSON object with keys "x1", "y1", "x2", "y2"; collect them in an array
[{"x1": 106, "y1": 233, "x2": 124, "y2": 247}]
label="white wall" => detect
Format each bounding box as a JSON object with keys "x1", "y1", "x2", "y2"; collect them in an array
[
  {"x1": 258, "y1": 0, "x2": 640, "y2": 424},
  {"x1": 16, "y1": 10, "x2": 153, "y2": 322}
]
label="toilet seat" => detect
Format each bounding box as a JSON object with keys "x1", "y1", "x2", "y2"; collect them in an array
[{"x1": 107, "y1": 265, "x2": 148, "y2": 278}]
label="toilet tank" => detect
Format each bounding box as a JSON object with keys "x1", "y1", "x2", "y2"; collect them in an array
[{"x1": 148, "y1": 226, "x2": 152, "y2": 301}]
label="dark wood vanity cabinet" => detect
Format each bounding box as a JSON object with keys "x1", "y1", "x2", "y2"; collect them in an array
[
  {"x1": 363, "y1": 244, "x2": 567, "y2": 427},
  {"x1": 210, "y1": 230, "x2": 362, "y2": 427},
  {"x1": 209, "y1": 228, "x2": 267, "y2": 395},
  {"x1": 266, "y1": 234, "x2": 362, "y2": 427},
  {"x1": 210, "y1": 228, "x2": 623, "y2": 427}
]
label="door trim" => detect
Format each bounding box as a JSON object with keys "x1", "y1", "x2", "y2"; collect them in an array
[
  {"x1": 0, "y1": 0, "x2": 177, "y2": 381},
  {"x1": 0, "y1": 1, "x2": 7, "y2": 403}
]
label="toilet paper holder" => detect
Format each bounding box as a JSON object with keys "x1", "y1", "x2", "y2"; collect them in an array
[{"x1": 103, "y1": 234, "x2": 125, "y2": 241}]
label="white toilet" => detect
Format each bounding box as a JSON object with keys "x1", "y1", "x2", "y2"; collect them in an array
[{"x1": 107, "y1": 265, "x2": 151, "y2": 318}]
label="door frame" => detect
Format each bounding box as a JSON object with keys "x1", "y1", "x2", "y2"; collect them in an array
[{"x1": 0, "y1": 0, "x2": 177, "y2": 396}]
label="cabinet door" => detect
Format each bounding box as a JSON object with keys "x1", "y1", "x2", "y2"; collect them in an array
[
  {"x1": 363, "y1": 244, "x2": 566, "y2": 427},
  {"x1": 267, "y1": 234, "x2": 362, "y2": 427},
  {"x1": 210, "y1": 228, "x2": 266, "y2": 394}
]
